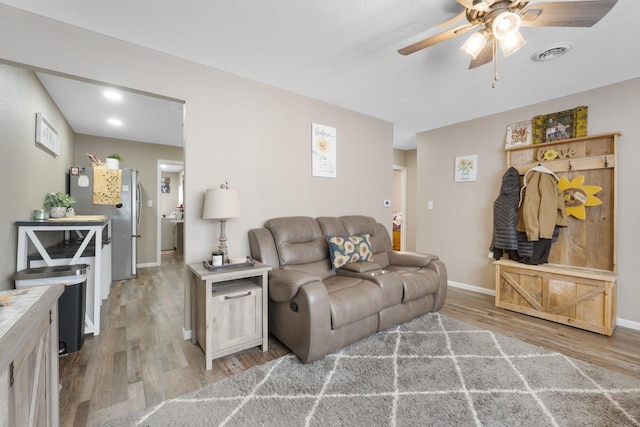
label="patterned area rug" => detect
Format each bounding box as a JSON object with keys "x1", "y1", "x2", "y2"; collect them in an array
[{"x1": 102, "y1": 314, "x2": 640, "y2": 426}]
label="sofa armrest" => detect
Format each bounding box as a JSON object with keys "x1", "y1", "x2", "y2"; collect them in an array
[
  {"x1": 268, "y1": 269, "x2": 323, "y2": 302},
  {"x1": 269, "y1": 280, "x2": 331, "y2": 363},
  {"x1": 426, "y1": 259, "x2": 448, "y2": 311},
  {"x1": 249, "y1": 228, "x2": 280, "y2": 269},
  {"x1": 387, "y1": 251, "x2": 438, "y2": 267}
]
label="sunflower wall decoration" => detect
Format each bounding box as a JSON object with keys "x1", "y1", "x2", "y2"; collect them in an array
[
  {"x1": 557, "y1": 175, "x2": 603, "y2": 220},
  {"x1": 311, "y1": 123, "x2": 336, "y2": 178}
]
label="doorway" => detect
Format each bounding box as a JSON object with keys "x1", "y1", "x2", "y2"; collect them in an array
[
  {"x1": 392, "y1": 165, "x2": 407, "y2": 251},
  {"x1": 157, "y1": 160, "x2": 185, "y2": 265}
]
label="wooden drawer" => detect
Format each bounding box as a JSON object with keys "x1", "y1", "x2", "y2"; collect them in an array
[
  {"x1": 209, "y1": 280, "x2": 262, "y2": 358},
  {"x1": 494, "y1": 260, "x2": 617, "y2": 335}
]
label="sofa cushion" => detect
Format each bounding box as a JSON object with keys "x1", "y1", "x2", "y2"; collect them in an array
[
  {"x1": 326, "y1": 234, "x2": 374, "y2": 270},
  {"x1": 392, "y1": 269, "x2": 441, "y2": 302},
  {"x1": 324, "y1": 276, "x2": 382, "y2": 329},
  {"x1": 265, "y1": 216, "x2": 335, "y2": 280}
]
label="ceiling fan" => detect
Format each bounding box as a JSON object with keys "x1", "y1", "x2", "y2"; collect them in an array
[{"x1": 398, "y1": 0, "x2": 618, "y2": 83}]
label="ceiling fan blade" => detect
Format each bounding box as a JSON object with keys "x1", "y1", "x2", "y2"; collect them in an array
[
  {"x1": 456, "y1": 0, "x2": 492, "y2": 9},
  {"x1": 398, "y1": 23, "x2": 476, "y2": 55},
  {"x1": 521, "y1": 0, "x2": 618, "y2": 27},
  {"x1": 456, "y1": 0, "x2": 475, "y2": 8},
  {"x1": 469, "y1": 41, "x2": 494, "y2": 69},
  {"x1": 435, "y1": 10, "x2": 467, "y2": 29}
]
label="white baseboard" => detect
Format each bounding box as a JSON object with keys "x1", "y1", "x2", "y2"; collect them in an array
[
  {"x1": 447, "y1": 280, "x2": 639, "y2": 332},
  {"x1": 448, "y1": 280, "x2": 495, "y2": 296},
  {"x1": 137, "y1": 262, "x2": 159, "y2": 269},
  {"x1": 182, "y1": 328, "x2": 191, "y2": 340},
  {"x1": 616, "y1": 318, "x2": 640, "y2": 330}
]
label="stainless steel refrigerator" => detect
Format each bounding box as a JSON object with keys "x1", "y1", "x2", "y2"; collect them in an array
[{"x1": 70, "y1": 167, "x2": 140, "y2": 280}]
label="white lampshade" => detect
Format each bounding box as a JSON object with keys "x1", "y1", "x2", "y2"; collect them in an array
[
  {"x1": 499, "y1": 31, "x2": 526, "y2": 57},
  {"x1": 202, "y1": 188, "x2": 242, "y2": 220},
  {"x1": 460, "y1": 31, "x2": 488, "y2": 60},
  {"x1": 491, "y1": 12, "x2": 522, "y2": 41}
]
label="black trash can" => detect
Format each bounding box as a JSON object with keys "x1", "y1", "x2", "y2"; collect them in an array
[{"x1": 14, "y1": 264, "x2": 89, "y2": 355}]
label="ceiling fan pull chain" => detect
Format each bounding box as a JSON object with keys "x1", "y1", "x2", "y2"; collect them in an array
[{"x1": 492, "y1": 40, "x2": 498, "y2": 88}]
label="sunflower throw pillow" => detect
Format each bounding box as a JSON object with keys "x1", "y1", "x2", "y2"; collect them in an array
[{"x1": 326, "y1": 234, "x2": 374, "y2": 270}]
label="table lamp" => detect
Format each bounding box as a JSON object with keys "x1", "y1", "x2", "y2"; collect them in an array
[{"x1": 202, "y1": 186, "x2": 242, "y2": 262}]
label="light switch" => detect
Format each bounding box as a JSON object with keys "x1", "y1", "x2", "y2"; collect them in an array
[
  {"x1": 147, "y1": 200, "x2": 153, "y2": 208},
  {"x1": 428, "y1": 201, "x2": 434, "y2": 210}
]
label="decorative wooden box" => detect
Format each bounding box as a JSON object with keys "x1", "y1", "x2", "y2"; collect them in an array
[
  {"x1": 495, "y1": 260, "x2": 617, "y2": 335},
  {"x1": 497, "y1": 132, "x2": 620, "y2": 335}
]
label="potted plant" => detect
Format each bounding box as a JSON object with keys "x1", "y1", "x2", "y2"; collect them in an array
[
  {"x1": 44, "y1": 191, "x2": 75, "y2": 218},
  {"x1": 106, "y1": 153, "x2": 123, "y2": 170}
]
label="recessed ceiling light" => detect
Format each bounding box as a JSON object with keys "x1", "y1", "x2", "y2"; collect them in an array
[
  {"x1": 108, "y1": 118, "x2": 123, "y2": 126},
  {"x1": 531, "y1": 42, "x2": 573, "y2": 62},
  {"x1": 104, "y1": 90, "x2": 122, "y2": 101}
]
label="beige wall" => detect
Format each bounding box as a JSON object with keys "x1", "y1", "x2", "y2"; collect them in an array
[
  {"x1": 0, "y1": 6, "x2": 394, "y2": 332},
  {"x1": 74, "y1": 135, "x2": 183, "y2": 266},
  {"x1": 393, "y1": 148, "x2": 407, "y2": 167},
  {"x1": 0, "y1": 64, "x2": 75, "y2": 290},
  {"x1": 416, "y1": 78, "x2": 640, "y2": 326}
]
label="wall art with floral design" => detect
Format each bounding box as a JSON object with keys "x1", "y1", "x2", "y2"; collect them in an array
[
  {"x1": 455, "y1": 154, "x2": 478, "y2": 183},
  {"x1": 311, "y1": 123, "x2": 336, "y2": 178}
]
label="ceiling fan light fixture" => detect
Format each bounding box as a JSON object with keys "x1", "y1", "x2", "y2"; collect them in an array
[
  {"x1": 491, "y1": 11, "x2": 521, "y2": 41},
  {"x1": 499, "y1": 31, "x2": 526, "y2": 57},
  {"x1": 460, "y1": 30, "x2": 488, "y2": 60},
  {"x1": 472, "y1": 0, "x2": 492, "y2": 12}
]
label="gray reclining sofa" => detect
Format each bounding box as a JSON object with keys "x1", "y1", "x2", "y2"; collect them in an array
[{"x1": 248, "y1": 215, "x2": 447, "y2": 363}]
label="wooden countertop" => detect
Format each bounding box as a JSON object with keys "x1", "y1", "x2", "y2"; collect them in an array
[{"x1": 15, "y1": 214, "x2": 110, "y2": 226}]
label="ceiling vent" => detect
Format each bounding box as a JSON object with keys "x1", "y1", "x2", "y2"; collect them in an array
[{"x1": 531, "y1": 42, "x2": 573, "y2": 62}]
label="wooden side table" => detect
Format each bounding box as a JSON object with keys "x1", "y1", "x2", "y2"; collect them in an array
[{"x1": 187, "y1": 262, "x2": 271, "y2": 370}]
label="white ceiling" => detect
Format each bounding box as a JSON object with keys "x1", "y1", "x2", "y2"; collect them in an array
[
  {"x1": 36, "y1": 73, "x2": 185, "y2": 148},
  {"x1": 3, "y1": 0, "x2": 639, "y2": 150}
]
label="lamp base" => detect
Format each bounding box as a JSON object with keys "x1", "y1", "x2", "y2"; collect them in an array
[{"x1": 217, "y1": 219, "x2": 229, "y2": 262}]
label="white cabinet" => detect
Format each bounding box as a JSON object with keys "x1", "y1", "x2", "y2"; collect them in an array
[{"x1": 161, "y1": 218, "x2": 175, "y2": 251}]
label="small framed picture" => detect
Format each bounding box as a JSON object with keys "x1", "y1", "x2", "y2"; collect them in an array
[
  {"x1": 161, "y1": 176, "x2": 171, "y2": 193},
  {"x1": 311, "y1": 123, "x2": 337, "y2": 178},
  {"x1": 35, "y1": 112, "x2": 60, "y2": 156},
  {"x1": 505, "y1": 120, "x2": 532, "y2": 149},
  {"x1": 455, "y1": 154, "x2": 478, "y2": 183},
  {"x1": 541, "y1": 110, "x2": 574, "y2": 143}
]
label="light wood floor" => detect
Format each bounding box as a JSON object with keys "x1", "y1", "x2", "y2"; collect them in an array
[{"x1": 59, "y1": 252, "x2": 640, "y2": 426}]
